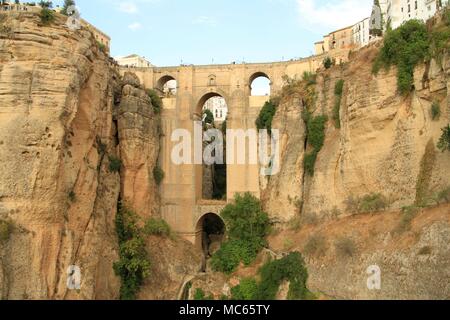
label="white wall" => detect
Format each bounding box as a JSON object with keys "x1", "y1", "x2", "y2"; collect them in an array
[{"x1": 387, "y1": 0, "x2": 449, "y2": 30}]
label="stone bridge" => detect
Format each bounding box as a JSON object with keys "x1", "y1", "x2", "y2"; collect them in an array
[{"x1": 122, "y1": 49, "x2": 349, "y2": 245}]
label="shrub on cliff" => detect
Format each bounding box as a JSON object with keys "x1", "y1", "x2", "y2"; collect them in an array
[
  {"x1": 256, "y1": 100, "x2": 277, "y2": 132},
  {"x1": 334, "y1": 237, "x2": 356, "y2": 258},
  {"x1": 303, "y1": 112, "x2": 328, "y2": 176},
  {"x1": 230, "y1": 278, "x2": 258, "y2": 300},
  {"x1": 0, "y1": 219, "x2": 13, "y2": 243},
  {"x1": 39, "y1": 7, "x2": 55, "y2": 25},
  {"x1": 345, "y1": 193, "x2": 388, "y2": 214},
  {"x1": 431, "y1": 101, "x2": 441, "y2": 120},
  {"x1": 256, "y1": 252, "x2": 310, "y2": 300},
  {"x1": 438, "y1": 125, "x2": 450, "y2": 152},
  {"x1": 153, "y1": 166, "x2": 165, "y2": 185},
  {"x1": 147, "y1": 89, "x2": 162, "y2": 114},
  {"x1": 114, "y1": 205, "x2": 151, "y2": 300},
  {"x1": 144, "y1": 218, "x2": 172, "y2": 237},
  {"x1": 373, "y1": 20, "x2": 430, "y2": 95},
  {"x1": 333, "y1": 80, "x2": 344, "y2": 129},
  {"x1": 323, "y1": 57, "x2": 333, "y2": 69},
  {"x1": 211, "y1": 193, "x2": 270, "y2": 274},
  {"x1": 108, "y1": 156, "x2": 122, "y2": 173}
]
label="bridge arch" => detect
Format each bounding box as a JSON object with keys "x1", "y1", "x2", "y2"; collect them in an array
[
  {"x1": 196, "y1": 91, "x2": 228, "y2": 116},
  {"x1": 156, "y1": 75, "x2": 177, "y2": 96},
  {"x1": 195, "y1": 212, "x2": 226, "y2": 253},
  {"x1": 249, "y1": 72, "x2": 271, "y2": 96}
]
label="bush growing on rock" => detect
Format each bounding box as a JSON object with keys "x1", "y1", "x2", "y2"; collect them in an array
[
  {"x1": 153, "y1": 166, "x2": 165, "y2": 185},
  {"x1": 144, "y1": 218, "x2": 172, "y2": 237},
  {"x1": 256, "y1": 252, "x2": 310, "y2": 300},
  {"x1": 255, "y1": 100, "x2": 278, "y2": 132},
  {"x1": 431, "y1": 101, "x2": 441, "y2": 120},
  {"x1": 0, "y1": 219, "x2": 13, "y2": 243},
  {"x1": 211, "y1": 193, "x2": 270, "y2": 274},
  {"x1": 230, "y1": 278, "x2": 258, "y2": 300},
  {"x1": 334, "y1": 237, "x2": 356, "y2": 258},
  {"x1": 437, "y1": 125, "x2": 450, "y2": 152},
  {"x1": 108, "y1": 156, "x2": 122, "y2": 173},
  {"x1": 373, "y1": 20, "x2": 430, "y2": 95},
  {"x1": 113, "y1": 205, "x2": 151, "y2": 300},
  {"x1": 147, "y1": 89, "x2": 162, "y2": 114},
  {"x1": 303, "y1": 234, "x2": 327, "y2": 257},
  {"x1": 345, "y1": 193, "x2": 388, "y2": 214}
]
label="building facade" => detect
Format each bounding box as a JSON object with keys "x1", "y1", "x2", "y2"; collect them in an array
[
  {"x1": 386, "y1": 0, "x2": 449, "y2": 30},
  {"x1": 353, "y1": 17, "x2": 371, "y2": 48},
  {"x1": 203, "y1": 96, "x2": 228, "y2": 123},
  {"x1": 81, "y1": 19, "x2": 111, "y2": 54},
  {"x1": 115, "y1": 54, "x2": 153, "y2": 68}
]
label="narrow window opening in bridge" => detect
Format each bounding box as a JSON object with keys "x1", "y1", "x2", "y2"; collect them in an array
[
  {"x1": 250, "y1": 75, "x2": 271, "y2": 96},
  {"x1": 156, "y1": 75, "x2": 177, "y2": 97},
  {"x1": 201, "y1": 95, "x2": 228, "y2": 201}
]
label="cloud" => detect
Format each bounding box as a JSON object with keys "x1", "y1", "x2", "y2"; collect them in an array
[
  {"x1": 118, "y1": 2, "x2": 138, "y2": 14},
  {"x1": 297, "y1": 0, "x2": 372, "y2": 31},
  {"x1": 128, "y1": 22, "x2": 142, "y2": 31},
  {"x1": 192, "y1": 16, "x2": 218, "y2": 27}
]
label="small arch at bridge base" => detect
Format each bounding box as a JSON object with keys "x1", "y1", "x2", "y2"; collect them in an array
[{"x1": 195, "y1": 213, "x2": 225, "y2": 257}]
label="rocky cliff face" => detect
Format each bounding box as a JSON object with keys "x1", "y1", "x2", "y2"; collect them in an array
[
  {"x1": 0, "y1": 11, "x2": 122, "y2": 299},
  {"x1": 262, "y1": 43, "x2": 450, "y2": 298},
  {"x1": 0, "y1": 10, "x2": 186, "y2": 300},
  {"x1": 118, "y1": 72, "x2": 161, "y2": 218}
]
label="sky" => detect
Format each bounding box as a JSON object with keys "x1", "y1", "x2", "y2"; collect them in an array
[{"x1": 51, "y1": 0, "x2": 374, "y2": 67}]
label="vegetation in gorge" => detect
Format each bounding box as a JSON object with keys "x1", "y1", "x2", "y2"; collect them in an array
[
  {"x1": 144, "y1": 218, "x2": 172, "y2": 238},
  {"x1": 345, "y1": 193, "x2": 388, "y2": 214},
  {"x1": 147, "y1": 89, "x2": 162, "y2": 114},
  {"x1": 0, "y1": 219, "x2": 13, "y2": 243},
  {"x1": 323, "y1": 56, "x2": 334, "y2": 69},
  {"x1": 303, "y1": 234, "x2": 327, "y2": 257},
  {"x1": 333, "y1": 80, "x2": 344, "y2": 128},
  {"x1": 334, "y1": 237, "x2": 356, "y2": 258},
  {"x1": 114, "y1": 205, "x2": 151, "y2": 300},
  {"x1": 415, "y1": 140, "x2": 437, "y2": 207},
  {"x1": 255, "y1": 100, "x2": 278, "y2": 133},
  {"x1": 108, "y1": 156, "x2": 122, "y2": 173},
  {"x1": 373, "y1": 13, "x2": 450, "y2": 95},
  {"x1": 153, "y1": 166, "x2": 165, "y2": 185},
  {"x1": 302, "y1": 71, "x2": 317, "y2": 86},
  {"x1": 438, "y1": 125, "x2": 450, "y2": 152},
  {"x1": 211, "y1": 193, "x2": 270, "y2": 274},
  {"x1": 303, "y1": 111, "x2": 328, "y2": 176},
  {"x1": 230, "y1": 252, "x2": 311, "y2": 300},
  {"x1": 431, "y1": 101, "x2": 441, "y2": 120}
]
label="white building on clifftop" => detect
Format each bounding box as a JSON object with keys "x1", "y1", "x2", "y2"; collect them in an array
[{"x1": 385, "y1": 0, "x2": 449, "y2": 29}]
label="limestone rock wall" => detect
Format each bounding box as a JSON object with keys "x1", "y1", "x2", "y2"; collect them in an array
[
  {"x1": 0, "y1": 12, "x2": 121, "y2": 299},
  {"x1": 263, "y1": 44, "x2": 450, "y2": 299},
  {"x1": 264, "y1": 45, "x2": 450, "y2": 223},
  {"x1": 118, "y1": 72, "x2": 161, "y2": 218}
]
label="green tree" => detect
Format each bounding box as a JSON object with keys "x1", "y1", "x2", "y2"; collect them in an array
[
  {"x1": 203, "y1": 109, "x2": 214, "y2": 125},
  {"x1": 61, "y1": 0, "x2": 75, "y2": 15}
]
